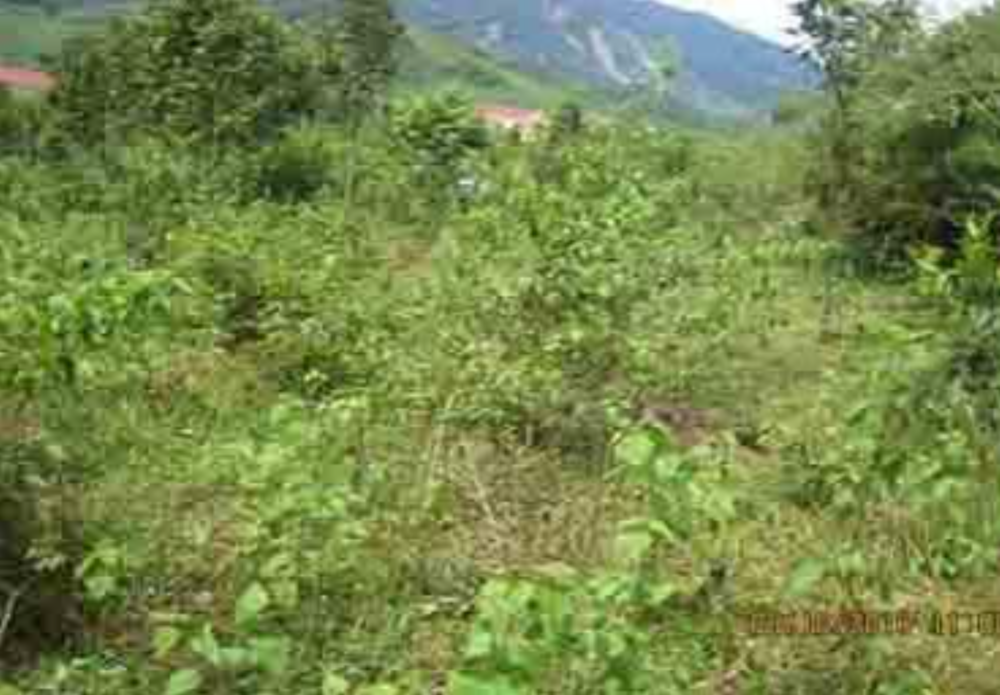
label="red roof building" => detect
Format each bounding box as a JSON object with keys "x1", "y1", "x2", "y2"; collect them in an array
[
  {"x1": 0, "y1": 66, "x2": 56, "y2": 92},
  {"x1": 475, "y1": 104, "x2": 546, "y2": 135}
]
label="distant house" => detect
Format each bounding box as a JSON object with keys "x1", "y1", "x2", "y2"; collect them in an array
[
  {"x1": 0, "y1": 66, "x2": 56, "y2": 92},
  {"x1": 475, "y1": 104, "x2": 546, "y2": 136}
]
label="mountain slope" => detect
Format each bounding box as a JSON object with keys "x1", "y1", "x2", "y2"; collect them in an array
[
  {"x1": 397, "y1": 27, "x2": 600, "y2": 109},
  {"x1": 399, "y1": 0, "x2": 814, "y2": 119},
  {"x1": 2, "y1": 0, "x2": 815, "y2": 120}
]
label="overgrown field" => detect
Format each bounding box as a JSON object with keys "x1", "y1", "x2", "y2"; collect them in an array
[
  {"x1": 5, "y1": 0, "x2": 1000, "y2": 692},
  {"x1": 2, "y1": 117, "x2": 999, "y2": 695}
]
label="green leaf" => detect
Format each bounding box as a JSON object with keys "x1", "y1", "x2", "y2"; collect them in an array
[
  {"x1": 358, "y1": 686, "x2": 400, "y2": 695},
  {"x1": 614, "y1": 530, "x2": 654, "y2": 565},
  {"x1": 219, "y1": 646, "x2": 251, "y2": 670},
  {"x1": 647, "y1": 581, "x2": 679, "y2": 607},
  {"x1": 464, "y1": 628, "x2": 494, "y2": 660},
  {"x1": 189, "y1": 625, "x2": 223, "y2": 667},
  {"x1": 85, "y1": 574, "x2": 117, "y2": 600},
  {"x1": 165, "y1": 669, "x2": 203, "y2": 695},
  {"x1": 248, "y1": 636, "x2": 291, "y2": 676},
  {"x1": 784, "y1": 558, "x2": 827, "y2": 599},
  {"x1": 448, "y1": 673, "x2": 526, "y2": 695},
  {"x1": 236, "y1": 582, "x2": 270, "y2": 626},
  {"x1": 614, "y1": 431, "x2": 657, "y2": 468},
  {"x1": 153, "y1": 626, "x2": 184, "y2": 659},
  {"x1": 322, "y1": 673, "x2": 351, "y2": 695},
  {"x1": 0, "y1": 685, "x2": 25, "y2": 695}
]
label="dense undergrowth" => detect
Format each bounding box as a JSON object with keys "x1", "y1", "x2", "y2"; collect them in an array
[
  {"x1": 4, "y1": 1, "x2": 1000, "y2": 694},
  {"x1": 1, "y1": 120, "x2": 998, "y2": 694}
]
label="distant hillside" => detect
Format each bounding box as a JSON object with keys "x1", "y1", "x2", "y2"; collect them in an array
[
  {"x1": 0, "y1": 1, "x2": 109, "y2": 64},
  {"x1": 395, "y1": 27, "x2": 599, "y2": 109},
  {"x1": 0, "y1": 4, "x2": 67, "y2": 64},
  {"x1": 280, "y1": 0, "x2": 815, "y2": 119},
  {"x1": 1, "y1": 0, "x2": 816, "y2": 121},
  {"x1": 397, "y1": 0, "x2": 815, "y2": 120}
]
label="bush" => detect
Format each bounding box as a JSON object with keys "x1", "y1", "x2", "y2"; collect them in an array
[
  {"x1": 771, "y1": 90, "x2": 824, "y2": 128},
  {"x1": 0, "y1": 441, "x2": 84, "y2": 665},
  {"x1": 49, "y1": 0, "x2": 328, "y2": 148},
  {"x1": 251, "y1": 126, "x2": 343, "y2": 203},
  {"x1": 0, "y1": 88, "x2": 51, "y2": 157},
  {"x1": 547, "y1": 101, "x2": 586, "y2": 144},
  {"x1": 389, "y1": 92, "x2": 490, "y2": 188},
  {"x1": 421, "y1": 125, "x2": 694, "y2": 452},
  {"x1": 809, "y1": 5, "x2": 1000, "y2": 253}
]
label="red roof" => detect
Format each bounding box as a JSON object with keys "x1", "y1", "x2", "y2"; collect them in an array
[{"x1": 0, "y1": 67, "x2": 56, "y2": 91}]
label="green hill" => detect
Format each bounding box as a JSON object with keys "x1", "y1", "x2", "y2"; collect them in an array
[
  {"x1": 0, "y1": 2, "x2": 114, "y2": 65},
  {"x1": 396, "y1": 27, "x2": 597, "y2": 109},
  {"x1": 0, "y1": 4, "x2": 66, "y2": 64},
  {"x1": 2, "y1": 0, "x2": 816, "y2": 121},
  {"x1": 0, "y1": 1, "x2": 591, "y2": 111}
]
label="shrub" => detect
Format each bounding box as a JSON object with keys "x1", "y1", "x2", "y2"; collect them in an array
[
  {"x1": 422, "y1": 125, "x2": 694, "y2": 454},
  {"x1": 0, "y1": 88, "x2": 51, "y2": 157},
  {"x1": 168, "y1": 231, "x2": 268, "y2": 349},
  {"x1": 49, "y1": 0, "x2": 328, "y2": 148},
  {"x1": 389, "y1": 92, "x2": 490, "y2": 188},
  {"x1": 250, "y1": 126, "x2": 343, "y2": 203},
  {"x1": 0, "y1": 440, "x2": 84, "y2": 666},
  {"x1": 547, "y1": 101, "x2": 586, "y2": 144},
  {"x1": 771, "y1": 90, "x2": 824, "y2": 128}
]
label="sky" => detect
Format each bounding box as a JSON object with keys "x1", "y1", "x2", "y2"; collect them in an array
[{"x1": 656, "y1": 0, "x2": 990, "y2": 44}]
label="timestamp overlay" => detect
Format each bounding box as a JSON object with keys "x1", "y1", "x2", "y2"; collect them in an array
[{"x1": 736, "y1": 609, "x2": 1000, "y2": 637}]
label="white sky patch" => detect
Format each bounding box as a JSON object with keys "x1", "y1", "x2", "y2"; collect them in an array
[{"x1": 655, "y1": 0, "x2": 990, "y2": 45}]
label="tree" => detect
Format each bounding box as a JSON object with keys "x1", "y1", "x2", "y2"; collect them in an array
[
  {"x1": 390, "y1": 92, "x2": 489, "y2": 184},
  {"x1": 0, "y1": 87, "x2": 31, "y2": 155},
  {"x1": 791, "y1": 0, "x2": 921, "y2": 209},
  {"x1": 549, "y1": 102, "x2": 586, "y2": 143},
  {"x1": 771, "y1": 90, "x2": 824, "y2": 127},
  {"x1": 336, "y1": 0, "x2": 405, "y2": 124},
  {"x1": 836, "y1": 4, "x2": 1000, "y2": 249},
  {"x1": 0, "y1": 89, "x2": 51, "y2": 157},
  {"x1": 49, "y1": 0, "x2": 329, "y2": 148},
  {"x1": 792, "y1": 0, "x2": 869, "y2": 110},
  {"x1": 792, "y1": 0, "x2": 919, "y2": 108},
  {"x1": 48, "y1": 29, "x2": 128, "y2": 150}
]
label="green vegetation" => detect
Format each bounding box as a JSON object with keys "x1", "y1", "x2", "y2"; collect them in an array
[
  {"x1": 0, "y1": 1, "x2": 590, "y2": 112},
  {"x1": 1, "y1": 0, "x2": 814, "y2": 121},
  {"x1": 48, "y1": 0, "x2": 332, "y2": 147},
  {"x1": 4, "y1": 1, "x2": 1000, "y2": 694},
  {"x1": 396, "y1": 28, "x2": 595, "y2": 110},
  {"x1": 0, "y1": 3, "x2": 69, "y2": 63},
  {"x1": 0, "y1": 1, "x2": 109, "y2": 64},
  {"x1": 333, "y1": 0, "x2": 403, "y2": 121}
]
